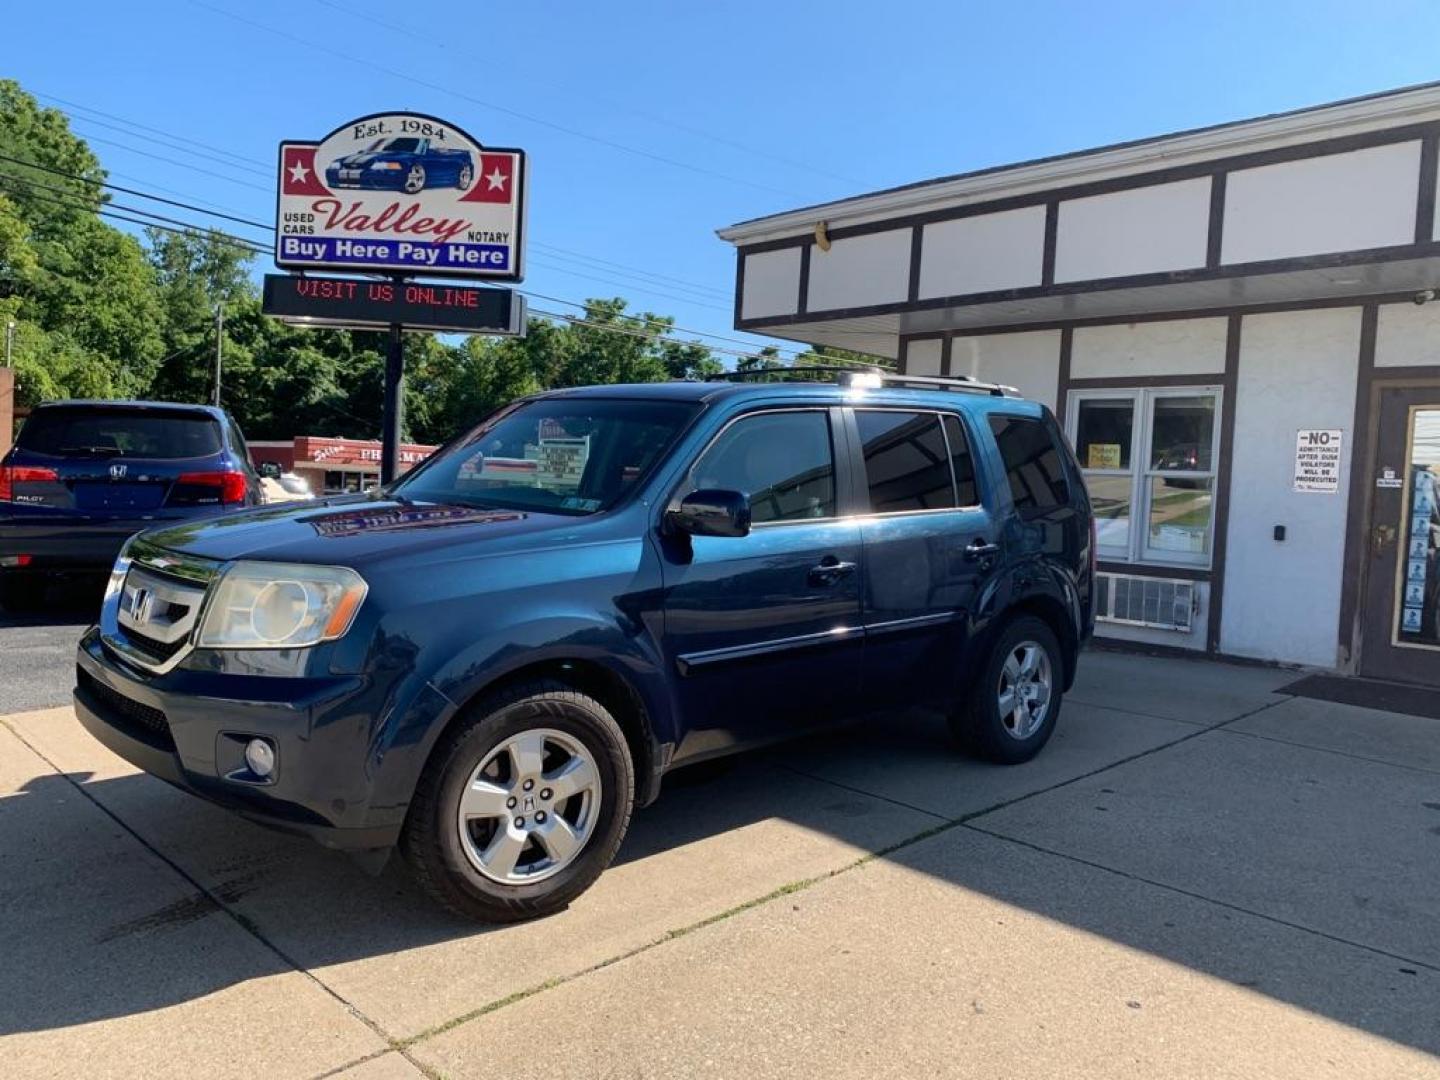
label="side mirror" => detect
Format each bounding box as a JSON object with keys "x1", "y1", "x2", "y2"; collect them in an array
[
  {"x1": 258, "y1": 461, "x2": 282, "y2": 479},
  {"x1": 667, "y1": 489, "x2": 752, "y2": 538}
]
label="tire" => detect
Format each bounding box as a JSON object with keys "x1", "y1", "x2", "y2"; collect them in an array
[
  {"x1": 0, "y1": 574, "x2": 47, "y2": 614},
  {"x1": 403, "y1": 164, "x2": 427, "y2": 194},
  {"x1": 402, "y1": 680, "x2": 634, "y2": 922},
  {"x1": 457, "y1": 164, "x2": 473, "y2": 190},
  {"x1": 950, "y1": 616, "x2": 1063, "y2": 764}
]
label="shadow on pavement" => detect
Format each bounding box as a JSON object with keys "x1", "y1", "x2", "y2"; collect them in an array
[
  {"x1": 2, "y1": 693, "x2": 1436, "y2": 1057},
  {"x1": 0, "y1": 575, "x2": 104, "y2": 628}
]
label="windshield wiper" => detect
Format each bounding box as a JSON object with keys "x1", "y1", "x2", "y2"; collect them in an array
[{"x1": 57, "y1": 445, "x2": 124, "y2": 457}]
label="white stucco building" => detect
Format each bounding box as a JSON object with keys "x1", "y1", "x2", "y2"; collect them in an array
[{"x1": 719, "y1": 83, "x2": 1440, "y2": 686}]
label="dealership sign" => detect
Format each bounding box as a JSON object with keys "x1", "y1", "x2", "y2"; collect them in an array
[{"x1": 276, "y1": 112, "x2": 526, "y2": 280}]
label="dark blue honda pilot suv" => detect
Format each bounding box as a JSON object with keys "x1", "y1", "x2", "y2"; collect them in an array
[{"x1": 74, "y1": 370, "x2": 1094, "y2": 921}]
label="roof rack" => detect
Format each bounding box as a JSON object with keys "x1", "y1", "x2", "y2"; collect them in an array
[{"x1": 704, "y1": 365, "x2": 1015, "y2": 398}]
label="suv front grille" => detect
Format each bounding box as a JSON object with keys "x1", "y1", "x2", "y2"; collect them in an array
[
  {"x1": 123, "y1": 627, "x2": 190, "y2": 663},
  {"x1": 77, "y1": 668, "x2": 175, "y2": 752}
]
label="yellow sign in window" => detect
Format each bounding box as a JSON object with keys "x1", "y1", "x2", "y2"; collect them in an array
[{"x1": 1088, "y1": 443, "x2": 1122, "y2": 469}]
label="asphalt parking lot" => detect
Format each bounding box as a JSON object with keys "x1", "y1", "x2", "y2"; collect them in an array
[{"x1": 1, "y1": 597, "x2": 1437, "y2": 1079}]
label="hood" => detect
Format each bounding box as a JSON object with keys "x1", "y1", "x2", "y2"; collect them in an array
[
  {"x1": 336, "y1": 152, "x2": 388, "y2": 167},
  {"x1": 140, "y1": 496, "x2": 588, "y2": 567}
]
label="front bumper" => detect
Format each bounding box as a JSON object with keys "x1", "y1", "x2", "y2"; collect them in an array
[
  {"x1": 74, "y1": 629, "x2": 402, "y2": 852},
  {"x1": 325, "y1": 169, "x2": 405, "y2": 191}
]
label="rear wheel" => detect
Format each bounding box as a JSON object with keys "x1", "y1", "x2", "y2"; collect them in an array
[
  {"x1": 457, "y1": 164, "x2": 473, "y2": 190},
  {"x1": 950, "y1": 616, "x2": 1063, "y2": 764},
  {"x1": 402, "y1": 680, "x2": 634, "y2": 922}
]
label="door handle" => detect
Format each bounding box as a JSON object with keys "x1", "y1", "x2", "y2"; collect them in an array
[
  {"x1": 807, "y1": 557, "x2": 856, "y2": 586},
  {"x1": 1372, "y1": 523, "x2": 1396, "y2": 556},
  {"x1": 965, "y1": 539, "x2": 1001, "y2": 562}
]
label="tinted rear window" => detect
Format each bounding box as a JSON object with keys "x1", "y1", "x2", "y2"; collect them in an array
[
  {"x1": 18, "y1": 408, "x2": 223, "y2": 459},
  {"x1": 988, "y1": 414, "x2": 1069, "y2": 514},
  {"x1": 855, "y1": 410, "x2": 955, "y2": 514}
]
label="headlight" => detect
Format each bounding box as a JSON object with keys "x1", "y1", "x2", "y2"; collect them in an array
[
  {"x1": 198, "y1": 562, "x2": 367, "y2": 649},
  {"x1": 371, "y1": 161, "x2": 403, "y2": 170}
]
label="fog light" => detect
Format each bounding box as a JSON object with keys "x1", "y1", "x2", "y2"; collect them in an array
[{"x1": 244, "y1": 738, "x2": 276, "y2": 779}]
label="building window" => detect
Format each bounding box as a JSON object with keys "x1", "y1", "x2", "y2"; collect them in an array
[{"x1": 1069, "y1": 388, "x2": 1220, "y2": 567}]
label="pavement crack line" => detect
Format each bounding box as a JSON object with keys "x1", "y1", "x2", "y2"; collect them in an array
[
  {"x1": 1215, "y1": 724, "x2": 1440, "y2": 777},
  {"x1": 960, "y1": 820, "x2": 1440, "y2": 974},
  {"x1": 0, "y1": 716, "x2": 433, "y2": 1078}
]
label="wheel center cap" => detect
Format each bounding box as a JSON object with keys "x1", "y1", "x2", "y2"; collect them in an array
[{"x1": 521, "y1": 794, "x2": 536, "y2": 813}]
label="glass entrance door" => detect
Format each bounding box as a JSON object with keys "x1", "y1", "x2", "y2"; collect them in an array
[{"x1": 1360, "y1": 389, "x2": 1440, "y2": 684}]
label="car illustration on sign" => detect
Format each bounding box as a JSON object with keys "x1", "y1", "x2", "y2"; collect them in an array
[
  {"x1": 325, "y1": 137, "x2": 475, "y2": 194},
  {"x1": 276, "y1": 112, "x2": 526, "y2": 281}
]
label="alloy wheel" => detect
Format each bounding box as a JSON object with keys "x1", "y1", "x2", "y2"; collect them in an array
[
  {"x1": 996, "y1": 641, "x2": 1052, "y2": 740},
  {"x1": 456, "y1": 727, "x2": 602, "y2": 885}
]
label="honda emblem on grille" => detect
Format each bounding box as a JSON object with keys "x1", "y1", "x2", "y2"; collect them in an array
[
  {"x1": 109, "y1": 463, "x2": 128, "y2": 479},
  {"x1": 127, "y1": 587, "x2": 156, "y2": 625}
]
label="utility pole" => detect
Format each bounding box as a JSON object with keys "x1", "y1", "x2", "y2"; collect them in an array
[
  {"x1": 212, "y1": 304, "x2": 223, "y2": 407},
  {"x1": 4, "y1": 320, "x2": 14, "y2": 367}
]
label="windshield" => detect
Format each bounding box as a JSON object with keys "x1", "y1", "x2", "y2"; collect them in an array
[
  {"x1": 18, "y1": 407, "x2": 223, "y2": 458},
  {"x1": 393, "y1": 398, "x2": 699, "y2": 515}
]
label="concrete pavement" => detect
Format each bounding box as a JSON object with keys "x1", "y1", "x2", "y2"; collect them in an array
[{"x1": 0, "y1": 624, "x2": 1436, "y2": 1078}]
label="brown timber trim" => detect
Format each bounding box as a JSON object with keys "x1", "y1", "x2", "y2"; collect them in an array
[
  {"x1": 1041, "y1": 202, "x2": 1059, "y2": 286},
  {"x1": 907, "y1": 224, "x2": 924, "y2": 303},
  {"x1": 1204, "y1": 314, "x2": 1242, "y2": 654},
  {"x1": 735, "y1": 121, "x2": 1440, "y2": 256},
  {"x1": 795, "y1": 243, "x2": 812, "y2": 316},
  {"x1": 941, "y1": 333, "x2": 954, "y2": 376},
  {"x1": 1336, "y1": 303, "x2": 1379, "y2": 669},
  {"x1": 1098, "y1": 560, "x2": 1210, "y2": 582},
  {"x1": 733, "y1": 251, "x2": 745, "y2": 330},
  {"x1": 1056, "y1": 327, "x2": 1073, "y2": 419},
  {"x1": 1205, "y1": 172, "x2": 1227, "y2": 267},
  {"x1": 1067, "y1": 373, "x2": 1224, "y2": 390},
  {"x1": 736, "y1": 240, "x2": 1440, "y2": 329},
  {"x1": 1416, "y1": 131, "x2": 1438, "y2": 244}
]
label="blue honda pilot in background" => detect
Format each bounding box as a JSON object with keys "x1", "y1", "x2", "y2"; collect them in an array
[
  {"x1": 74, "y1": 371, "x2": 1094, "y2": 922},
  {"x1": 0, "y1": 401, "x2": 265, "y2": 610}
]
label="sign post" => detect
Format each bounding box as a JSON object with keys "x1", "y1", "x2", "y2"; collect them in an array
[{"x1": 269, "y1": 112, "x2": 527, "y2": 484}]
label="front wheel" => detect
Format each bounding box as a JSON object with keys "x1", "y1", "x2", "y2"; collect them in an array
[
  {"x1": 402, "y1": 681, "x2": 634, "y2": 922},
  {"x1": 950, "y1": 616, "x2": 1063, "y2": 764},
  {"x1": 403, "y1": 164, "x2": 427, "y2": 194}
]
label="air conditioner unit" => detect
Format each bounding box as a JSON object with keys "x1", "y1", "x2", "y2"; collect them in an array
[{"x1": 1095, "y1": 573, "x2": 1196, "y2": 632}]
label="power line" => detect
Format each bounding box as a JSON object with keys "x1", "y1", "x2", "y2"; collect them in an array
[
  {"x1": 189, "y1": 0, "x2": 804, "y2": 199},
  {"x1": 36, "y1": 91, "x2": 275, "y2": 172},
  {"x1": 529, "y1": 241, "x2": 731, "y2": 299},
  {"x1": 4, "y1": 149, "x2": 881, "y2": 363},
  {"x1": 68, "y1": 116, "x2": 272, "y2": 178},
  {"x1": 35, "y1": 91, "x2": 743, "y2": 301},
  {"x1": 525, "y1": 257, "x2": 733, "y2": 313},
  {"x1": 293, "y1": 0, "x2": 870, "y2": 190},
  {"x1": 0, "y1": 174, "x2": 272, "y2": 254},
  {"x1": 0, "y1": 153, "x2": 273, "y2": 232},
  {"x1": 75, "y1": 132, "x2": 273, "y2": 193}
]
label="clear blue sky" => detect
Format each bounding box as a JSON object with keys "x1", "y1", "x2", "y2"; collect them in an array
[{"x1": 10, "y1": 0, "x2": 1440, "y2": 361}]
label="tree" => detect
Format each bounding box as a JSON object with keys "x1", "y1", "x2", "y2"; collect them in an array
[{"x1": 0, "y1": 80, "x2": 165, "y2": 404}]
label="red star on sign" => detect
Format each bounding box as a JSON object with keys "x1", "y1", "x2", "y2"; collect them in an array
[
  {"x1": 281, "y1": 146, "x2": 330, "y2": 196},
  {"x1": 460, "y1": 153, "x2": 515, "y2": 203}
]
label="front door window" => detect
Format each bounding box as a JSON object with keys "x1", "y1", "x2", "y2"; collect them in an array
[
  {"x1": 1397, "y1": 408, "x2": 1440, "y2": 648},
  {"x1": 1360, "y1": 390, "x2": 1440, "y2": 684}
]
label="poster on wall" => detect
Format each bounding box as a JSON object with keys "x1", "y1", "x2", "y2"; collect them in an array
[
  {"x1": 1398, "y1": 451, "x2": 1438, "y2": 646},
  {"x1": 276, "y1": 113, "x2": 526, "y2": 281},
  {"x1": 1293, "y1": 429, "x2": 1342, "y2": 493}
]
